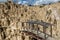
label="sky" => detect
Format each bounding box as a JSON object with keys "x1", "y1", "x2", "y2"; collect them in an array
[
  {"x1": 0, "y1": 0, "x2": 7, "y2": 2},
  {"x1": 0, "y1": 0, "x2": 60, "y2": 5},
  {"x1": 13, "y1": 0, "x2": 60, "y2": 5}
]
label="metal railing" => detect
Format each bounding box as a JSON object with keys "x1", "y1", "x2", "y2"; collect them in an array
[
  {"x1": 21, "y1": 27, "x2": 55, "y2": 40},
  {"x1": 20, "y1": 20, "x2": 55, "y2": 40}
]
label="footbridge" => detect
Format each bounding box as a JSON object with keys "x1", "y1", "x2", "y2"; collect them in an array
[{"x1": 20, "y1": 20, "x2": 55, "y2": 40}]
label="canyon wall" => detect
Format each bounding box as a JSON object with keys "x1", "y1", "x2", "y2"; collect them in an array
[{"x1": 0, "y1": 1, "x2": 60, "y2": 40}]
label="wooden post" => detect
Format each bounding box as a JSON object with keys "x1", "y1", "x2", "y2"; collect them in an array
[
  {"x1": 50, "y1": 25, "x2": 52, "y2": 37},
  {"x1": 29, "y1": 23, "x2": 30, "y2": 29},
  {"x1": 37, "y1": 24, "x2": 38, "y2": 35},
  {"x1": 43, "y1": 26, "x2": 46, "y2": 40}
]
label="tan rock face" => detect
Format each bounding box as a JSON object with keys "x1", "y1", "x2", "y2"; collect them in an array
[{"x1": 0, "y1": 1, "x2": 60, "y2": 40}]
